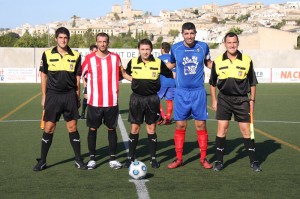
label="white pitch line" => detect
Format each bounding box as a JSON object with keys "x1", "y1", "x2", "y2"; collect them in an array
[{"x1": 117, "y1": 114, "x2": 150, "y2": 199}]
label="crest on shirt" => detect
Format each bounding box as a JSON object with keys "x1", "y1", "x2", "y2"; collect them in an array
[
  {"x1": 70, "y1": 64, "x2": 74, "y2": 70},
  {"x1": 152, "y1": 72, "x2": 156, "y2": 77},
  {"x1": 238, "y1": 71, "x2": 242, "y2": 76},
  {"x1": 182, "y1": 56, "x2": 199, "y2": 75}
]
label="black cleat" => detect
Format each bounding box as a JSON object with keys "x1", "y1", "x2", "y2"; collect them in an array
[
  {"x1": 33, "y1": 158, "x2": 46, "y2": 171},
  {"x1": 213, "y1": 161, "x2": 223, "y2": 171},
  {"x1": 75, "y1": 158, "x2": 87, "y2": 170},
  {"x1": 150, "y1": 158, "x2": 160, "y2": 168},
  {"x1": 251, "y1": 161, "x2": 262, "y2": 172},
  {"x1": 124, "y1": 158, "x2": 134, "y2": 168}
]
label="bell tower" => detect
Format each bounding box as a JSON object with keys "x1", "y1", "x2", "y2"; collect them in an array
[{"x1": 123, "y1": 0, "x2": 131, "y2": 12}]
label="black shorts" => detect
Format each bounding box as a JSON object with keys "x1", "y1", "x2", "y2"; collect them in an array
[
  {"x1": 128, "y1": 93, "x2": 160, "y2": 125},
  {"x1": 216, "y1": 92, "x2": 250, "y2": 122},
  {"x1": 44, "y1": 91, "x2": 79, "y2": 122},
  {"x1": 87, "y1": 105, "x2": 119, "y2": 129}
]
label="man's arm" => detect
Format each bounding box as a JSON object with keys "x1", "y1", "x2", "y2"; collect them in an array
[
  {"x1": 250, "y1": 86, "x2": 256, "y2": 113},
  {"x1": 120, "y1": 66, "x2": 132, "y2": 82},
  {"x1": 166, "y1": 62, "x2": 176, "y2": 70},
  {"x1": 210, "y1": 85, "x2": 217, "y2": 112},
  {"x1": 40, "y1": 72, "x2": 47, "y2": 108},
  {"x1": 76, "y1": 75, "x2": 81, "y2": 108},
  {"x1": 204, "y1": 59, "x2": 213, "y2": 69}
]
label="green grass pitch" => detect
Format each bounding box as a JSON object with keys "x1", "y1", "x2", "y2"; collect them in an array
[{"x1": 0, "y1": 83, "x2": 299, "y2": 198}]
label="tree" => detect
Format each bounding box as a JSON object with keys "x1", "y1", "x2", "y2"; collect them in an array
[
  {"x1": 114, "y1": 13, "x2": 120, "y2": 21},
  {"x1": 212, "y1": 16, "x2": 219, "y2": 24},
  {"x1": 228, "y1": 27, "x2": 243, "y2": 35},
  {"x1": 0, "y1": 32, "x2": 20, "y2": 47},
  {"x1": 193, "y1": 9, "x2": 199, "y2": 15},
  {"x1": 71, "y1": 15, "x2": 79, "y2": 27},
  {"x1": 69, "y1": 33, "x2": 85, "y2": 48},
  {"x1": 168, "y1": 29, "x2": 179, "y2": 38},
  {"x1": 14, "y1": 31, "x2": 35, "y2": 47},
  {"x1": 271, "y1": 20, "x2": 286, "y2": 29},
  {"x1": 83, "y1": 29, "x2": 95, "y2": 47},
  {"x1": 236, "y1": 13, "x2": 251, "y2": 23}
]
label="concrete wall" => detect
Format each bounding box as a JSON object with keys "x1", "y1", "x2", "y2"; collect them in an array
[
  {"x1": 1, "y1": 47, "x2": 300, "y2": 69},
  {"x1": 239, "y1": 27, "x2": 299, "y2": 51}
]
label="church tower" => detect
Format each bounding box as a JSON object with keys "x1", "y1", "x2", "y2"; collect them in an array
[{"x1": 123, "y1": 0, "x2": 131, "y2": 12}]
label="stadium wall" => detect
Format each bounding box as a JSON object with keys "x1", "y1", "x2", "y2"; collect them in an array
[{"x1": 0, "y1": 47, "x2": 300, "y2": 83}]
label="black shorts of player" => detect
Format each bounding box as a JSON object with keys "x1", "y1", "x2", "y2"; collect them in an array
[
  {"x1": 216, "y1": 92, "x2": 250, "y2": 122},
  {"x1": 87, "y1": 105, "x2": 119, "y2": 129},
  {"x1": 44, "y1": 90, "x2": 79, "y2": 122},
  {"x1": 128, "y1": 93, "x2": 160, "y2": 125}
]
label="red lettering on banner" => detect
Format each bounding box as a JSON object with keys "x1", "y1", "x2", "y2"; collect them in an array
[{"x1": 281, "y1": 71, "x2": 300, "y2": 79}]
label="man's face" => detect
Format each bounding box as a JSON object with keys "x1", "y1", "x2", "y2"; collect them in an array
[
  {"x1": 182, "y1": 29, "x2": 196, "y2": 47},
  {"x1": 55, "y1": 33, "x2": 69, "y2": 49},
  {"x1": 139, "y1": 44, "x2": 152, "y2": 61},
  {"x1": 96, "y1": 36, "x2": 109, "y2": 53},
  {"x1": 224, "y1": 36, "x2": 239, "y2": 55}
]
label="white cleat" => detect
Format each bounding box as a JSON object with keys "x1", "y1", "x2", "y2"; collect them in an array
[{"x1": 109, "y1": 160, "x2": 122, "y2": 169}]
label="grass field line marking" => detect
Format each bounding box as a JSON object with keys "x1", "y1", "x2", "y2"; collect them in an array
[
  {"x1": 254, "y1": 128, "x2": 300, "y2": 152},
  {"x1": 0, "y1": 92, "x2": 41, "y2": 122},
  {"x1": 118, "y1": 114, "x2": 150, "y2": 199}
]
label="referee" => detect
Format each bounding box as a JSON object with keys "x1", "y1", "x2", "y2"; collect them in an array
[
  {"x1": 123, "y1": 39, "x2": 173, "y2": 169},
  {"x1": 209, "y1": 32, "x2": 261, "y2": 172},
  {"x1": 33, "y1": 27, "x2": 87, "y2": 171}
]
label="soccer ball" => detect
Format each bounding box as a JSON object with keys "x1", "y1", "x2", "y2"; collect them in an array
[{"x1": 128, "y1": 161, "x2": 147, "y2": 180}]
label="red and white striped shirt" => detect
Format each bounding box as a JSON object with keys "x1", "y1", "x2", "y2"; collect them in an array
[{"x1": 82, "y1": 52, "x2": 121, "y2": 107}]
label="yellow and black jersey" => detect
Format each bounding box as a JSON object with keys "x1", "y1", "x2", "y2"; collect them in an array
[
  {"x1": 40, "y1": 46, "x2": 82, "y2": 93},
  {"x1": 209, "y1": 50, "x2": 258, "y2": 96},
  {"x1": 126, "y1": 55, "x2": 173, "y2": 96}
]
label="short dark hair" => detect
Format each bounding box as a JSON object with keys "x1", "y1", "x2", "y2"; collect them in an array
[
  {"x1": 182, "y1": 22, "x2": 197, "y2": 33},
  {"x1": 89, "y1": 44, "x2": 97, "y2": 51},
  {"x1": 138, "y1": 38, "x2": 153, "y2": 50},
  {"x1": 161, "y1": 42, "x2": 171, "y2": 53},
  {"x1": 55, "y1": 27, "x2": 70, "y2": 39},
  {"x1": 96, "y1": 32, "x2": 110, "y2": 42},
  {"x1": 224, "y1": 32, "x2": 239, "y2": 42}
]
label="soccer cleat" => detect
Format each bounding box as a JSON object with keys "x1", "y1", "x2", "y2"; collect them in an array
[
  {"x1": 150, "y1": 158, "x2": 160, "y2": 168},
  {"x1": 109, "y1": 160, "x2": 122, "y2": 169},
  {"x1": 75, "y1": 158, "x2": 87, "y2": 170},
  {"x1": 167, "y1": 159, "x2": 183, "y2": 169},
  {"x1": 124, "y1": 158, "x2": 134, "y2": 168},
  {"x1": 214, "y1": 161, "x2": 223, "y2": 171},
  {"x1": 251, "y1": 161, "x2": 262, "y2": 172},
  {"x1": 87, "y1": 160, "x2": 96, "y2": 170},
  {"x1": 200, "y1": 158, "x2": 213, "y2": 169},
  {"x1": 33, "y1": 158, "x2": 46, "y2": 171}
]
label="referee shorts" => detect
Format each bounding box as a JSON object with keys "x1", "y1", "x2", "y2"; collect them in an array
[
  {"x1": 128, "y1": 93, "x2": 160, "y2": 125},
  {"x1": 86, "y1": 105, "x2": 119, "y2": 129},
  {"x1": 44, "y1": 91, "x2": 79, "y2": 122},
  {"x1": 216, "y1": 92, "x2": 250, "y2": 122}
]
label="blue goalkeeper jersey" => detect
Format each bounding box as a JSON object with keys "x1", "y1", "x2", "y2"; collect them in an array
[
  {"x1": 158, "y1": 53, "x2": 175, "y2": 88},
  {"x1": 170, "y1": 41, "x2": 210, "y2": 89}
]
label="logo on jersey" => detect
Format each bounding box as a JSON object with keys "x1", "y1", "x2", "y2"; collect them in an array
[
  {"x1": 70, "y1": 64, "x2": 74, "y2": 71},
  {"x1": 182, "y1": 56, "x2": 199, "y2": 75}
]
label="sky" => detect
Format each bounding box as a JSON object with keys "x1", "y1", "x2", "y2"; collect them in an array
[{"x1": 0, "y1": 0, "x2": 289, "y2": 29}]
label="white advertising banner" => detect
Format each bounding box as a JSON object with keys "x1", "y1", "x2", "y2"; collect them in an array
[
  {"x1": 272, "y1": 68, "x2": 300, "y2": 83},
  {"x1": 255, "y1": 68, "x2": 271, "y2": 83},
  {"x1": 0, "y1": 68, "x2": 37, "y2": 83}
]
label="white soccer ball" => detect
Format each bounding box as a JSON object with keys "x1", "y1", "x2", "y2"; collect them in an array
[{"x1": 128, "y1": 161, "x2": 147, "y2": 180}]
